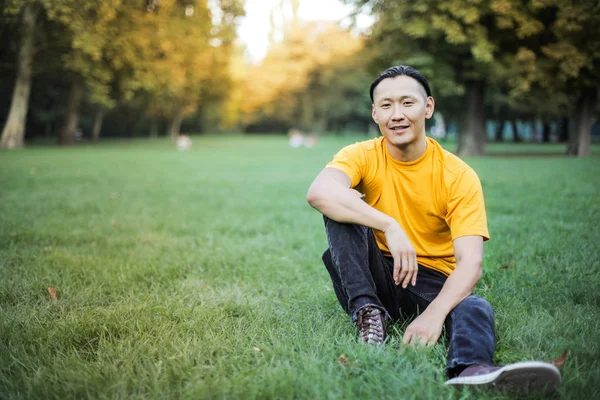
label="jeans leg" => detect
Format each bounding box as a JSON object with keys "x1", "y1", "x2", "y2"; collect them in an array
[
  {"x1": 322, "y1": 249, "x2": 350, "y2": 314},
  {"x1": 392, "y1": 264, "x2": 445, "y2": 324},
  {"x1": 383, "y1": 263, "x2": 495, "y2": 377},
  {"x1": 446, "y1": 295, "x2": 496, "y2": 377},
  {"x1": 322, "y1": 216, "x2": 399, "y2": 322}
]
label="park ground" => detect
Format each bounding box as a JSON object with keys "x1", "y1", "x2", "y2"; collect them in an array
[{"x1": 1, "y1": 135, "x2": 599, "y2": 399}]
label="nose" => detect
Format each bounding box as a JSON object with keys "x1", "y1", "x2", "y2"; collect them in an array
[{"x1": 391, "y1": 104, "x2": 405, "y2": 121}]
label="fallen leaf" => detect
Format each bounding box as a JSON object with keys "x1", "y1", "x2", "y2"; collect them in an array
[
  {"x1": 91, "y1": 242, "x2": 96, "y2": 247},
  {"x1": 500, "y1": 263, "x2": 515, "y2": 270},
  {"x1": 129, "y1": 251, "x2": 135, "y2": 256},
  {"x1": 110, "y1": 192, "x2": 119, "y2": 199},
  {"x1": 30, "y1": 168, "x2": 36, "y2": 175},
  {"x1": 48, "y1": 287, "x2": 57, "y2": 301},
  {"x1": 111, "y1": 220, "x2": 120, "y2": 227},
  {"x1": 548, "y1": 350, "x2": 568, "y2": 367},
  {"x1": 338, "y1": 353, "x2": 348, "y2": 365},
  {"x1": 253, "y1": 347, "x2": 261, "y2": 352},
  {"x1": 9, "y1": 232, "x2": 16, "y2": 237}
]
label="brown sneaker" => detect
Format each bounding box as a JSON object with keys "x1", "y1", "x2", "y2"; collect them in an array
[
  {"x1": 445, "y1": 362, "x2": 561, "y2": 393},
  {"x1": 357, "y1": 306, "x2": 386, "y2": 345}
]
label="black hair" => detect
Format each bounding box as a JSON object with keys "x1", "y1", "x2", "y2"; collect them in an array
[{"x1": 369, "y1": 65, "x2": 432, "y2": 103}]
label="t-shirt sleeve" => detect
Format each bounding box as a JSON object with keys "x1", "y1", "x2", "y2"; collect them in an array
[
  {"x1": 325, "y1": 143, "x2": 367, "y2": 188},
  {"x1": 445, "y1": 168, "x2": 490, "y2": 241}
]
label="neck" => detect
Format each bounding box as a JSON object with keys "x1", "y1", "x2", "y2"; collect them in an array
[{"x1": 386, "y1": 135, "x2": 428, "y2": 162}]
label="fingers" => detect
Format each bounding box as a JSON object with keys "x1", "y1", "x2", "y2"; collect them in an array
[
  {"x1": 393, "y1": 257, "x2": 401, "y2": 285},
  {"x1": 427, "y1": 333, "x2": 441, "y2": 347},
  {"x1": 411, "y1": 254, "x2": 418, "y2": 287},
  {"x1": 401, "y1": 252, "x2": 418, "y2": 288},
  {"x1": 404, "y1": 331, "x2": 436, "y2": 347},
  {"x1": 403, "y1": 329, "x2": 429, "y2": 346},
  {"x1": 394, "y1": 252, "x2": 418, "y2": 288},
  {"x1": 402, "y1": 330, "x2": 412, "y2": 345},
  {"x1": 398, "y1": 253, "x2": 409, "y2": 286},
  {"x1": 401, "y1": 254, "x2": 411, "y2": 289}
]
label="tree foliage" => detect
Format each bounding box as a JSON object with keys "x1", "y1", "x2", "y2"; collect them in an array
[
  {"x1": 0, "y1": 0, "x2": 244, "y2": 145},
  {"x1": 241, "y1": 21, "x2": 370, "y2": 133},
  {"x1": 346, "y1": 0, "x2": 600, "y2": 156}
]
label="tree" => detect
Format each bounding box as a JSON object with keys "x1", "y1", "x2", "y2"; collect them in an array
[
  {"x1": 345, "y1": 0, "x2": 571, "y2": 155},
  {"x1": 241, "y1": 21, "x2": 366, "y2": 133},
  {"x1": 548, "y1": 1, "x2": 600, "y2": 157},
  {"x1": 109, "y1": 0, "x2": 243, "y2": 139},
  {"x1": 493, "y1": 0, "x2": 600, "y2": 156},
  {"x1": 0, "y1": 2, "x2": 39, "y2": 149},
  {"x1": 46, "y1": 0, "x2": 124, "y2": 144}
]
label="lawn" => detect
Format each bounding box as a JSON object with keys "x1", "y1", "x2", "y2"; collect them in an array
[{"x1": 1, "y1": 135, "x2": 599, "y2": 399}]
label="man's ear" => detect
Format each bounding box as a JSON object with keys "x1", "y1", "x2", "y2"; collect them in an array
[
  {"x1": 372, "y1": 104, "x2": 378, "y2": 124},
  {"x1": 425, "y1": 96, "x2": 435, "y2": 120}
]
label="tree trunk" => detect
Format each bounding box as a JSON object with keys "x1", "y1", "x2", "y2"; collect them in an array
[
  {"x1": 567, "y1": 87, "x2": 597, "y2": 157},
  {"x1": 457, "y1": 80, "x2": 486, "y2": 156},
  {"x1": 301, "y1": 92, "x2": 314, "y2": 132},
  {"x1": 150, "y1": 119, "x2": 158, "y2": 138},
  {"x1": 92, "y1": 108, "x2": 104, "y2": 142},
  {"x1": 0, "y1": 4, "x2": 38, "y2": 149},
  {"x1": 494, "y1": 120, "x2": 505, "y2": 142},
  {"x1": 511, "y1": 120, "x2": 521, "y2": 143},
  {"x1": 59, "y1": 76, "x2": 84, "y2": 145},
  {"x1": 313, "y1": 115, "x2": 326, "y2": 135},
  {"x1": 558, "y1": 117, "x2": 569, "y2": 143},
  {"x1": 542, "y1": 121, "x2": 551, "y2": 143},
  {"x1": 168, "y1": 111, "x2": 184, "y2": 140},
  {"x1": 531, "y1": 120, "x2": 539, "y2": 142}
]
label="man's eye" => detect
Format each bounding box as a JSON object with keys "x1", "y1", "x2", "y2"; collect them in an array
[
  {"x1": 404, "y1": 102, "x2": 413, "y2": 106},
  {"x1": 382, "y1": 104, "x2": 391, "y2": 108}
]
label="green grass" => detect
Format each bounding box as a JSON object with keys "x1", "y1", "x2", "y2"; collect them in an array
[{"x1": 1, "y1": 135, "x2": 599, "y2": 399}]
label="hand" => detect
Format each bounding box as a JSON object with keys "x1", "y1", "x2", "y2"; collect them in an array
[
  {"x1": 402, "y1": 308, "x2": 445, "y2": 346},
  {"x1": 384, "y1": 221, "x2": 417, "y2": 288}
]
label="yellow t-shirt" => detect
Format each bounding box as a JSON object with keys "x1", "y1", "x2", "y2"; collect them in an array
[{"x1": 326, "y1": 136, "x2": 489, "y2": 276}]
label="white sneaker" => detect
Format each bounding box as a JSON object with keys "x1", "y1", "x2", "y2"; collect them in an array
[{"x1": 445, "y1": 361, "x2": 561, "y2": 393}]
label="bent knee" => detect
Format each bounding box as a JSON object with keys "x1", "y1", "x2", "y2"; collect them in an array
[{"x1": 455, "y1": 295, "x2": 494, "y2": 316}]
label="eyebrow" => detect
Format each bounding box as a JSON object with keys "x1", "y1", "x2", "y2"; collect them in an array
[{"x1": 378, "y1": 95, "x2": 417, "y2": 103}]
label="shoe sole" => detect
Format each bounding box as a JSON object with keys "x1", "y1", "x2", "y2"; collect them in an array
[{"x1": 445, "y1": 361, "x2": 561, "y2": 393}]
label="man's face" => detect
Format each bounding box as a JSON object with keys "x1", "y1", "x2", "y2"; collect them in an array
[{"x1": 371, "y1": 75, "x2": 435, "y2": 149}]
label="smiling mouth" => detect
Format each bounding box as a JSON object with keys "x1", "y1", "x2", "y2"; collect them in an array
[{"x1": 390, "y1": 125, "x2": 409, "y2": 131}]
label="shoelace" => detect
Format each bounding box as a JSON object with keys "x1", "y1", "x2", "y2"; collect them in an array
[{"x1": 358, "y1": 307, "x2": 384, "y2": 344}]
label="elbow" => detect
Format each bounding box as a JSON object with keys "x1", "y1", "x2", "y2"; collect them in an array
[
  {"x1": 306, "y1": 185, "x2": 323, "y2": 209},
  {"x1": 470, "y1": 258, "x2": 483, "y2": 281},
  {"x1": 473, "y1": 262, "x2": 483, "y2": 281}
]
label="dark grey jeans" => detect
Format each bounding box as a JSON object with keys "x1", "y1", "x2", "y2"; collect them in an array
[{"x1": 321, "y1": 216, "x2": 495, "y2": 377}]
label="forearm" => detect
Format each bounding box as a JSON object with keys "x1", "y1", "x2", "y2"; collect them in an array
[
  {"x1": 427, "y1": 262, "x2": 482, "y2": 318},
  {"x1": 307, "y1": 181, "x2": 396, "y2": 232}
]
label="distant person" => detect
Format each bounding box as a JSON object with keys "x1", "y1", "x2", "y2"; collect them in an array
[
  {"x1": 288, "y1": 128, "x2": 305, "y2": 148},
  {"x1": 176, "y1": 134, "x2": 192, "y2": 151},
  {"x1": 306, "y1": 66, "x2": 561, "y2": 394}
]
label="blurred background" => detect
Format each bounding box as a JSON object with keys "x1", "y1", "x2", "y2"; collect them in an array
[{"x1": 1, "y1": 0, "x2": 598, "y2": 156}]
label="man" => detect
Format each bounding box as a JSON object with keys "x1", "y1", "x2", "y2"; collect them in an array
[{"x1": 306, "y1": 66, "x2": 561, "y2": 393}]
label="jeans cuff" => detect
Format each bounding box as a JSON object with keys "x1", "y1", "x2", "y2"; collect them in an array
[{"x1": 350, "y1": 302, "x2": 390, "y2": 323}]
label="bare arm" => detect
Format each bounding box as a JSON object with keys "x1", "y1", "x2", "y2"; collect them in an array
[
  {"x1": 307, "y1": 167, "x2": 418, "y2": 288},
  {"x1": 402, "y1": 235, "x2": 483, "y2": 345},
  {"x1": 306, "y1": 167, "x2": 394, "y2": 230}
]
